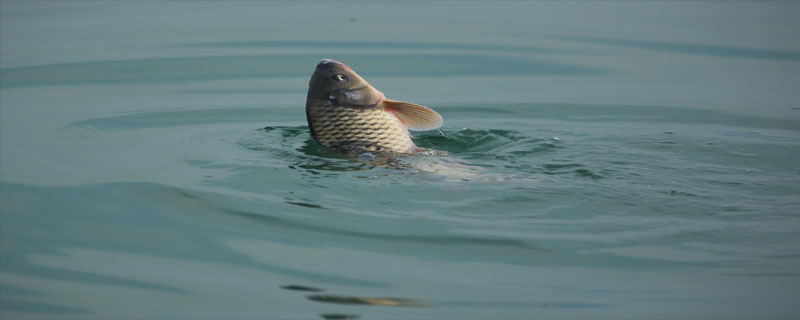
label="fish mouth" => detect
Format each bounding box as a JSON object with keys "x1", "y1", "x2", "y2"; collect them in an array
[{"x1": 317, "y1": 59, "x2": 351, "y2": 70}]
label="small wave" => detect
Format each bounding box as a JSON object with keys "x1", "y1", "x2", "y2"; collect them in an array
[
  {"x1": 71, "y1": 106, "x2": 283, "y2": 131},
  {"x1": 252, "y1": 126, "x2": 556, "y2": 159},
  {"x1": 0, "y1": 53, "x2": 604, "y2": 88},
  {"x1": 242, "y1": 126, "x2": 380, "y2": 173},
  {"x1": 241, "y1": 125, "x2": 588, "y2": 184}
]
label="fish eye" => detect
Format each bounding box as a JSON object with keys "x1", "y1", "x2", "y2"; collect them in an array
[{"x1": 332, "y1": 74, "x2": 349, "y2": 82}]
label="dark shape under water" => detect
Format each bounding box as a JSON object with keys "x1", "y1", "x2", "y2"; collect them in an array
[
  {"x1": 284, "y1": 201, "x2": 327, "y2": 209},
  {"x1": 320, "y1": 314, "x2": 361, "y2": 320},
  {"x1": 307, "y1": 294, "x2": 434, "y2": 307},
  {"x1": 280, "y1": 284, "x2": 325, "y2": 292}
]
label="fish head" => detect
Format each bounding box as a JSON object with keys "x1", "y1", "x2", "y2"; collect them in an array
[{"x1": 307, "y1": 59, "x2": 384, "y2": 107}]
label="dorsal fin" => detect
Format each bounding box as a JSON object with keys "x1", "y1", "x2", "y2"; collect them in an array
[{"x1": 382, "y1": 99, "x2": 443, "y2": 130}]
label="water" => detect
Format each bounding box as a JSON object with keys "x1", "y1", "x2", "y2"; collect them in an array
[{"x1": 2, "y1": 2, "x2": 800, "y2": 319}]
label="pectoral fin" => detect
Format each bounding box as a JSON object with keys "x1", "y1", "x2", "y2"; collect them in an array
[{"x1": 382, "y1": 99, "x2": 443, "y2": 130}]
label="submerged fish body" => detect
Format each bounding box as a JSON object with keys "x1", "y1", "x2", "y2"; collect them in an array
[{"x1": 305, "y1": 59, "x2": 442, "y2": 154}]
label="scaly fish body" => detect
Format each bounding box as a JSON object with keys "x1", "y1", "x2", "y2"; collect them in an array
[
  {"x1": 305, "y1": 59, "x2": 442, "y2": 154},
  {"x1": 307, "y1": 102, "x2": 415, "y2": 153}
]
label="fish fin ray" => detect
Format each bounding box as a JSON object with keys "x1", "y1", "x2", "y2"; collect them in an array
[{"x1": 382, "y1": 99, "x2": 443, "y2": 130}]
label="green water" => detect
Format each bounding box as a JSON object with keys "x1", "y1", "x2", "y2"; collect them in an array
[{"x1": 2, "y1": 2, "x2": 800, "y2": 319}]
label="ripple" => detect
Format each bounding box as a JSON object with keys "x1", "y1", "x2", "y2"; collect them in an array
[
  {"x1": 0, "y1": 53, "x2": 605, "y2": 88},
  {"x1": 182, "y1": 40, "x2": 573, "y2": 54},
  {"x1": 0, "y1": 298, "x2": 88, "y2": 314},
  {"x1": 559, "y1": 36, "x2": 800, "y2": 61},
  {"x1": 245, "y1": 126, "x2": 381, "y2": 173},
  {"x1": 72, "y1": 106, "x2": 279, "y2": 131}
]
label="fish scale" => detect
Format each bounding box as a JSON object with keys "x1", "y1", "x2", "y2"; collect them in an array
[
  {"x1": 305, "y1": 59, "x2": 441, "y2": 154},
  {"x1": 307, "y1": 101, "x2": 415, "y2": 153}
]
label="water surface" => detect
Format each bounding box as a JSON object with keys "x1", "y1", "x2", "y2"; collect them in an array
[{"x1": 2, "y1": 2, "x2": 800, "y2": 319}]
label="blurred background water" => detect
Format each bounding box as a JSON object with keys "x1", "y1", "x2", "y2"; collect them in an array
[{"x1": 2, "y1": 1, "x2": 799, "y2": 319}]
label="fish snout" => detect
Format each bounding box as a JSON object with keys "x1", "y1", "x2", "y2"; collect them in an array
[{"x1": 316, "y1": 59, "x2": 349, "y2": 71}]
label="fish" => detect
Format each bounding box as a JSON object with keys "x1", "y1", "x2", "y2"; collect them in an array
[{"x1": 305, "y1": 59, "x2": 443, "y2": 154}]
